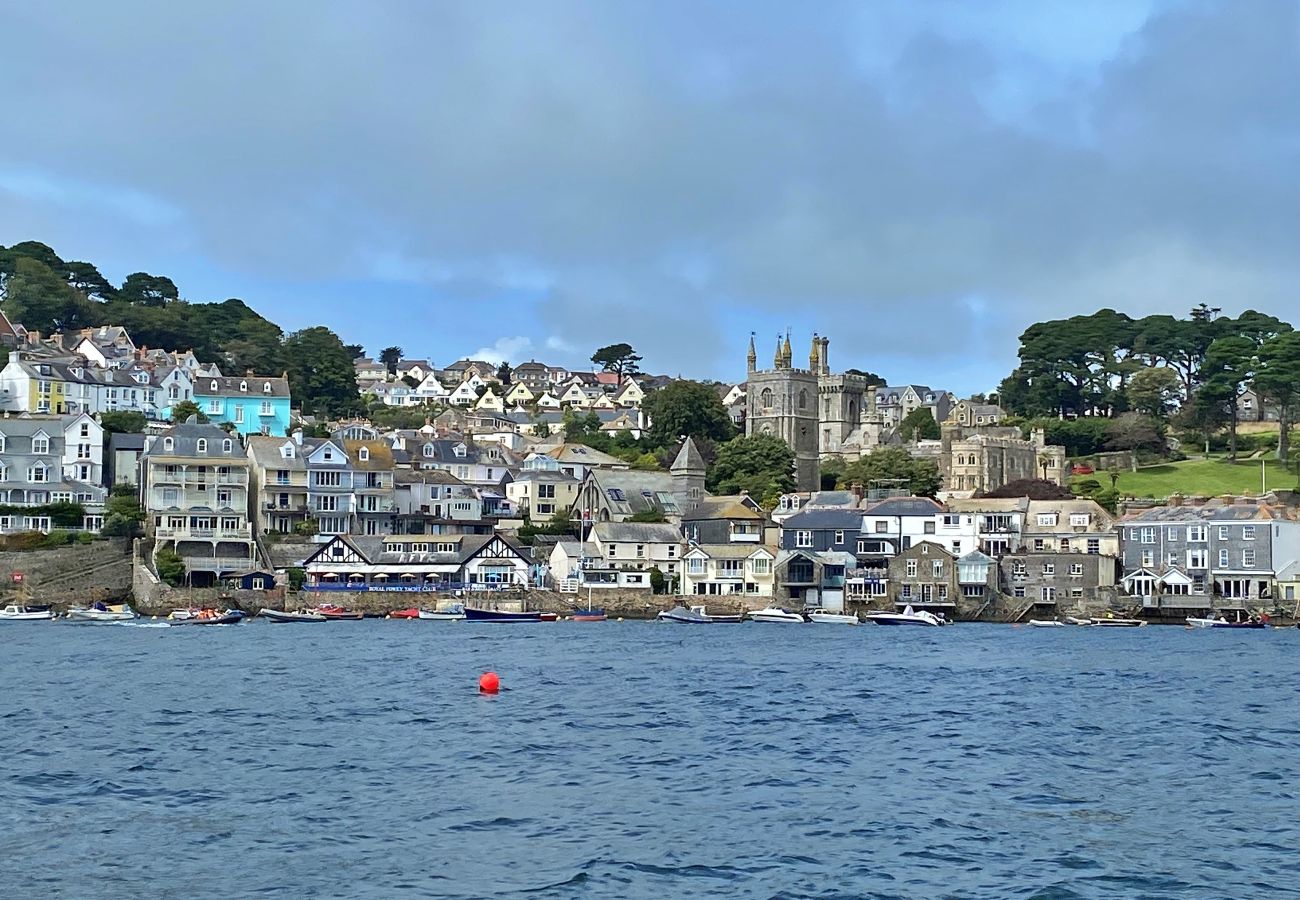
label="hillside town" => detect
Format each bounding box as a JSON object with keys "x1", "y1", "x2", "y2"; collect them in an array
[{"x1": 0, "y1": 310, "x2": 1295, "y2": 623}]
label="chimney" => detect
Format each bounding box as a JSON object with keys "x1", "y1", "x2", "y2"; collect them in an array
[
  {"x1": 1168, "y1": 493, "x2": 1182, "y2": 507},
  {"x1": 292, "y1": 429, "x2": 303, "y2": 446},
  {"x1": 850, "y1": 481, "x2": 864, "y2": 503}
]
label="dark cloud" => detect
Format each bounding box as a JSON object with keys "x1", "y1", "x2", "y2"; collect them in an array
[{"x1": 2, "y1": 1, "x2": 1297, "y2": 387}]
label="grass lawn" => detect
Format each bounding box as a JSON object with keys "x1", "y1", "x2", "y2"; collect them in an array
[{"x1": 1073, "y1": 457, "x2": 1300, "y2": 499}]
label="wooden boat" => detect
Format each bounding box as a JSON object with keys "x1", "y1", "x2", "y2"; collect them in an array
[
  {"x1": 259, "y1": 609, "x2": 327, "y2": 623},
  {"x1": 418, "y1": 605, "x2": 466, "y2": 621},
  {"x1": 387, "y1": 608, "x2": 421, "y2": 619},
  {"x1": 1090, "y1": 617, "x2": 1146, "y2": 627},
  {"x1": 169, "y1": 609, "x2": 246, "y2": 626},
  {"x1": 462, "y1": 606, "x2": 542, "y2": 622},
  {"x1": 748, "y1": 606, "x2": 806, "y2": 623},
  {"x1": 66, "y1": 603, "x2": 137, "y2": 622},
  {"x1": 1027, "y1": 619, "x2": 1066, "y2": 628},
  {"x1": 807, "y1": 610, "x2": 859, "y2": 625},
  {"x1": 865, "y1": 605, "x2": 947, "y2": 626},
  {"x1": 314, "y1": 604, "x2": 364, "y2": 621},
  {"x1": 0, "y1": 604, "x2": 53, "y2": 621}
]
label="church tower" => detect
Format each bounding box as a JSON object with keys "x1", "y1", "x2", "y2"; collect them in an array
[
  {"x1": 671, "y1": 436, "x2": 707, "y2": 514},
  {"x1": 745, "y1": 331, "x2": 820, "y2": 491}
]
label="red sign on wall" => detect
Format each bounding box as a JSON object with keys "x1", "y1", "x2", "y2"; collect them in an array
[{"x1": 11, "y1": 572, "x2": 23, "y2": 584}]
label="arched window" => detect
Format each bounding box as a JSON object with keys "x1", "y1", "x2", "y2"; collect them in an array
[
  {"x1": 210, "y1": 380, "x2": 218, "y2": 391},
  {"x1": 263, "y1": 382, "x2": 272, "y2": 393},
  {"x1": 222, "y1": 439, "x2": 233, "y2": 453},
  {"x1": 196, "y1": 438, "x2": 208, "y2": 453},
  {"x1": 798, "y1": 390, "x2": 808, "y2": 410},
  {"x1": 848, "y1": 400, "x2": 856, "y2": 420},
  {"x1": 760, "y1": 388, "x2": 773, "y2": 410},
  {"x1": 163, "y1": 437, "x2": 174, "y2": 452}
]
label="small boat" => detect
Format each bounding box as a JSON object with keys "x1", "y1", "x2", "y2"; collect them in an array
[
  {"x1": 864, "y1": 605, "x2": 947, "y2": 626},
  {"x1": 1027, "y1": 619, "x2": 1066, "y2": 628},
  {"x1": 463, "y1": 606, "x2": 543, "y2": 622},
  {"x1": 1064, "y1": 616, "x2": 1093, "y2": 626},
  {"x1": 314, "y1": 604, "x2": 364, "y2": 621},
  {"x1": 807, "y1": 610, "x2": 859, "y2": 625},
  {"x1": 572, "y1": 609, "x2": 608, "y2": 622},
  {"x1": 169, "y1": 607, "x2": 202, "y2": 621},
  {"x1": 0, "y1": 604, "x2": 53, "y2": 621},
  {"x1": 66, "y1": 603, "x2": 137, "y2": 622},
  {"x1": 749, "y1": 606, "x2": 806, "y2": 623},
  {"x1": 418, "y1": 605, "x2": 466, "y2": 621},
  {"x1": 259, "y1": 608, "x2": 327, "y2": 623},
  {"x1": 169, "y1": 609, "x2": 246, "y2": 626},
  {"x1": 387, "y1": 608, "x2": 421, "y2": 619},
  {"x1": 1090, "y1": 617, "x2": 1146, "y2": 627},
  {"x1": 656, "y1": 604, "x2": 743, "y2": 624}
]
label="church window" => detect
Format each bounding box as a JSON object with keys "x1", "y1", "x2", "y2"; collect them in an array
[
  {"x1": 798, "y1": 390, "x2": 808, "y2": 410},
  {"x1": 849, "y1": 401, "x2": 856, "y2": 420},
  {"x1": 760, "y1": 388, "x2": 773, "y2": 410},
  {"x1": 824, "y1": 397, "x2": 831, "y2": 416}
]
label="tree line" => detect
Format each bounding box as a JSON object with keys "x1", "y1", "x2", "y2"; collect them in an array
[{"x1": 0, "y1": 240, "x2": 363, "y2": 417}]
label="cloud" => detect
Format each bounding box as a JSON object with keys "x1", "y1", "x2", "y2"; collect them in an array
[
  {"x1": 2, "y1": 1, "x2": 1297, "y2": 390},
  {"x1": 469, "y1": 335, "x2": 534, "y2": 366}
]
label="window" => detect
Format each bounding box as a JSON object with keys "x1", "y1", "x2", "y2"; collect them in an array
[
  {"x1": 1042, "y1": 563, "x2": 1055, "y2": 575},
  {"x1": 1242, "y1": 525, "x2": 1256, "y2": 541},
  {"x1": 196, "y1": 439, "x2": 207, "y2": 453},
  {"x1": 686, "y1": 557, "x2": 705, "y2": 574},
  {"x1": 260, "y1": 401, "x2": 273, "y2": 415},
  {"x1": 1037, "y1": 513, "x2": 1058, "y2": 526},
  {"x1": 932, "y1": 560, "x2": 944, "y2": 577},
  {"x1": 234, "y1": 406, "x2": 245, "y2": 424},
  {"x1": 1188, "y1": 549, "x2": 1207, "y2": 569},
  {"x1": 1218, "y1": 549, "x2": 1229, "y2": 568},
  {"x1": 750, "y1": 557, "x2": 770, "y2": 575},
  {"x1": 924, "y1": 521, "x2": 936, "y2": 534},
  {"x1": 222, "y1": 439, "x2": 232, "y2": 453},
  {"x1": 875, "y1": 521, "x2": 889, "y2": 533},
  {"x1": 239, "y1": 380, "x2": 248, "y2": 392},
  {"x1": 796, "y1": 530, "x2": 812, "y2": 548},
  {"x1": 834, "y1": 530, "x2": 845, "y2": 544},
  {"x1": 760, "y1": 388, "x2": 773, "y2": 409},
  {"x1": 80, "y1": 423, "x2": 89, "y2": 437},
  {"x1": 1087, "y1": 538, "x2": 1099, "y2": 554},
  {"x1": 607, "y1": 544, "x2": 618, "y2": 558},
  {"x1": 1218, "y1": 526, "x2": 1229, "y2": 541},
  {"x1": 608, "y1": 488, "x2": 625, "y2": 502},
  {"x1": 29, "y1": 463, "x2": 48, "y2": 483},
  {"x1": 1243, "y1": 549, "x2": 1256, "y2": 568},
  {"x1": 32, "y1": 436, "x2": 49, "y2": 455},
  {"x1": 0, "y1": 434, "x2": 6, "y2": 453},
  {"x1": 1139, "y1": 527, "x2": 1155, "y2": 544},
  {"x1": 538, "y1": 483, "x2": 556, "y2": 499},
  {"x1": 1013, "y1": 586, "x2": 1025, "y2": 598},
  {"x1": 901, "y1": 584, "x2": 912, "y2": 598},
  {"x1": 1167, "y1": 527, "x2": 1179, "y2": 541},
  {"x1": 1168, "y1": 552, "x2": 1179, "y2": 566},
  {"x1": 1069, "y1": 562, "x2": 1084, "y2": 576},
  {"x1": 263, "y1": 382, "x2": 272, "y2": 394},
  {"x1": 1041, "y1": 586, "x2": 1056, "y2": 602},
  {"x1": 635, "y1": 544, "x2": 645, "y2": 559},
  {"x1": 906, "y1": 559, "x2": 918, "y2": 577},
  {"x1": 1188, "y1": 525, "x2": 1207, "y2": 542},
  {"x1": 1033, "y1": 538, "x2": 1045, "y2": 551},
  {"x1": 217, "y1": 490, "x2": 231, "y2": 506},
  {"x1": 1070, "y1": 513, "x2": 1090, "y2": 527},
  {"x1": 207, "y1": 400, "x2": 221, "y2": 414},
  {"x1": 942, "y1": 514, "x2": 961, "y2": 527},
  {"x1": 359, "y1": 448, "x2": 370, "y2": 462},
  {"x1": 1012, "y1": 560, "x2": 1027, "y2": 576},
  {"x1": 1141, "y1": 550, "x2": 1154, "y2": 567}
]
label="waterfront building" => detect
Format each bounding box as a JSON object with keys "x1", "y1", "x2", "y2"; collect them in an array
[
  {"x1": 0, "y1": 412, "x2": 106, "y2": 533},
  {"x1": 392, "y1": 469, "x2": 487, "y2": 535},
  {"x1": 303, "y1": 532, "x2": 530, "y2": 590},
  {"x1": 506, "y1": 468, "x2": 580, "y2": 519},
  {"x1": 189, "y1": 375, "x2": 291, "y2": 436},
  {"x1": 245, "y1": 433, "x2": 310, "y2": 536},
  {"x1": 346, "y1": 439, "x2": 395, "y2": 536},
  {"x1": 141, "y1": 418, "x2": 257, "y2": 584}
]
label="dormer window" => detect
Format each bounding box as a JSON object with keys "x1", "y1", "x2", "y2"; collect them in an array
[
  {"x1": 423, "y1": 445, "x2": 434, "y2": 458},
  {"x1": 32, "y1": 434, "x2": 49, "y2": 455},
  {"x1": 263, "y1": 382, "x2": 272, "y2": 394},
  {"x1": 222, "y1": 439, "x2": 233, "y2": 453},
  {"x1": 359, "y1": 447, "x2": 370, "y2": 461},
  {"x1": 240, "y1": 380, "x2": 248, "y2": 392},
  {"x1": 0, "y1": 433, "x2": 6, "y2": 453},
  {"x1": 163, "y1": 437, "x2": 174, "y2": 452},
  {"x1": 196, "y1": 438, "x2": 208, "y2": 453},
  {"x1": 281, "y1": 444, "x2": 295, "y2": 459}
]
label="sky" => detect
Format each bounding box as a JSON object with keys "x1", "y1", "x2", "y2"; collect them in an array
[{"x1": 2, "y1": 1, "x2": 1299, "y2": 393}]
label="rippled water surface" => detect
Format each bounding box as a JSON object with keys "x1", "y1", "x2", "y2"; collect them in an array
[{"x1": 3, "y1": 620, "x2": 1300, "y2": 898}]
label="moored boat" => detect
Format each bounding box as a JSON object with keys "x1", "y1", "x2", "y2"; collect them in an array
[
  {"x1": 169, "y1": 609, "x2": 246, "y2": 626},
  {"x1": 0, "y1": 604, "x2": 54, "y2": 621},
  {"x1": 1090, "y1": 617, "x2": 1146, "y2": 627},
  {"x1": 387, "y1": 608, "x2": 421, "y2": 619},
  {"x1": 572, "y1": 610, "x2": 608, "y2": 622},
  {"x1": 864, "y1": 605, "x2": 947, "y2": 626},
  {"x1": 1064, "y1": 616, "x2": 1093, "y2": 626},
  {"x1": 748, "y1": 606, "x2": 806, "y2": 623},
  {"x1": 259, "y1": 608, "x2": 327, "y2": 623},
  {"x1": 1027, "y1": 619, "x2": 1066, "y2": 628},
  {"x1": 463, "y1": 606, "x2": 543, "y2": 622},
  {"x1": 314, "y1": 604, "x2": 364, "y2": 620},
  {"x1": 656, "y1": 604, "x2": 742, "y2": 624},
  {"x1": 418, "y1": 604, "x2": 466, "y2": 621},
  {"x1": 807, "y1": 610, "x2": 859, "y2": 625},
  {"x1": 66, "y1": 603, "x2": 137, "y2": 622}
]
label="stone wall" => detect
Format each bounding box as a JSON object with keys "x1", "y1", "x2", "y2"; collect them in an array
[{"x1": 0, "y1": 540, "x2": 133, "y2": 607}]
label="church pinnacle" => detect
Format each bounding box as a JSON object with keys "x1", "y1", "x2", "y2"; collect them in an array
[{"x1": 747, "y1": 332, "x2": 757, "y2": 373}]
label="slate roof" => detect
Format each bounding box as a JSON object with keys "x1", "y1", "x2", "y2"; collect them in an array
[
  {"x1": 670, "y1": 437, "x2": 706, "y2": 473},
  {"x1": 781, "y1": 507, "x2": 867, "y2": 529},
  {"x1": 864, "y1": 497, "x2": 944, "y2": 517},
  {"x1": 144, "y1": 418, "x2": 246, "y2": 458},
  {"x1": 682, "y1": 497, "x2": 764, "y2": 521},
  {"x1": 591, "y1": 470, "x2": 677, "y2": 517},
  {"x1": 194, "y1": 375, "x2": 290, "y2": 397},
  {"x1": 592, "y1": 522, "x2": 683, "y2": 544},
  {"x1": 345, "y1": 439, "x2": 395, "y2": 471},
  {"x1": 245, "y1": 434, "x2": 306, "y2": 470}
]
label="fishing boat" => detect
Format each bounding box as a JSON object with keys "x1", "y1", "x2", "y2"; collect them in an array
[
  {"x1": 66, "y1": 602, "x2": 137, "y2": 622},
  {"x1": 748, "y1": 606, "x2": 806, "y2": 623},
  {"x1": 0, "y1": 604, "x2": 53, "y2": 621},
  {"x1": 313, "y1": 604, "x2": 364, "y2": 621},
  {"x1": 169, "y1": 609, "x2": 246, "y2": 626},
  {"x1": 1090, "y1": 617, "x2": 1146, "y2": 627},
  {"x1": 259, "y1": 608, "x2": 327, "y2": 623},
  {"x1": 864, "y1": 605, "x2": 947, "y2": 626},
  {"x1": 1027, "y1": 619, "x2": 1066, "y2": 628},
  {"x1": 418, "y1": 604, "x2": 466, "y2": 621},
  {"x1": 387, "y1": 608, "x2": 421, "y2": 619},
  {"x1": 807, "y1": 609, "x2": 859, "y2": 625},
  {"x1": 462, "y1": 606, "x2": 543, "y2": 622}
]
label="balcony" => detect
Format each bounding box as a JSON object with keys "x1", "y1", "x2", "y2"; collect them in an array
[
  {"x1": 180, "y1": 555, "x2": 258, "y2": 574},
  {"x1": 785, "y1": 566, "x2": 816, "y2": 586},
  {"x1": 715, "y1": 569, "x2": 745, "y2": 581},
  {"x1": 264, "y1": 500, "x2": 308, "y2": 512},
  {"x1": 155, "y1": 525, "x2": 253, "y2": 540}
]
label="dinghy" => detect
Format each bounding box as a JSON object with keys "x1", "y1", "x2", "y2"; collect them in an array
[
  {"x1": 1027, "y1": 619, "x2": 1066, "y2": 628},
  {"x1": 418, "y1": 604, "x2": 466, "y2": 621},
  {"x1": 66, "y1": 603, "x2": 137, "y2": 622}
]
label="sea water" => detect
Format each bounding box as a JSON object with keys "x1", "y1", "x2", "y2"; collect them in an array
[{"x1": 2, "y1": 621, "x2": 1298, "y2": 899}]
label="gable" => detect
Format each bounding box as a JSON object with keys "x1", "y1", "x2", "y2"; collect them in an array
[
  {"x1": 464, "y1": 536, "x2": 527, "y2": 564},
  {"x1": 304, "y1": 535, "x2": 369, "y2": 566}
]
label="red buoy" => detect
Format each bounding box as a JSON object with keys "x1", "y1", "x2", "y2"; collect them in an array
[{"x1": 478, "y1": 672, "x2": 500, "y2": 694}]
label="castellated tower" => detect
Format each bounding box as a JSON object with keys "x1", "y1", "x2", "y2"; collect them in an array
[{"x1": 745, "y1": 332, "x2": 821, "y2": 491}]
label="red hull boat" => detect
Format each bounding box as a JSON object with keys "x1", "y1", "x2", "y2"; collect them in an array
[
  {"x1": 388, "y1": 608, "x2": 421, "y2": 619},
  {"x1": 315, "y1": 604, "x2": 364, "y2": 620}
]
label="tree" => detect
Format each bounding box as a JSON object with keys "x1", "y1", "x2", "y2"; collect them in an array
[
  {"x1": 707, "y1": 434, "x2": 796, "y2": 500},
  {"x1": 101, "y1": 484, "x2": 146, "y2": 537},
  {"x1": 155, "y1": 548, "x2": 186, "y2": 586},
  {"x1": 379, "y1": 346, "x2": 403, "y2": 376},
  {"x1": 282, "y1": 326, "x2": 363, "y2": 418},
  {"x1": 845, "y1": 368, "x2": 887, "y2": 387},
  {"x1": 0, "y1": 257, "x2": 96, "y2": 333},
  {"x1": 170, "y1": 399, "x2": 208, "y2": 423},
  {"x1": 836, "y1": 448, "x2": 942, "y2": 497},
  {"x1": 1125, "y1": 367, "x2": 1181, "y2": 418},
  {"x1": 496, "y1": 361, "x2": 512, "y2": 385},
  {"x1": 1255, "y1": 331, "x2": 1300, "y2": 462},
  {"x1": 591, "y1": 342, "x2": 642, "y2": 377},
  {"x1": 343, "y1": 343, "x2": 365, "y2": 360},
  {"x1": 1201, "y1": 336, "x2": 1258, "y2": 459},
  {"x1": 984, "y1": 479, "x2": 1074, "y2": 500},
  {"x1": 1172, "y1": 389, "x2": 1229, "y2": 455},
  {"x1": 99, "y1": 411, "x2": 147, "y2": 434},
  {"x1": 1103, "y1": 414, "x2": 1166, "y2": 455},
  {"x1": 61, "y1": 261, "x2": 115, "y2": 300},
  {"x1": 642, "y1": 380, "x2": 736, "y2": 448},
  {"x1": 899, "y1": 407, "x2": 941, "y2": 442},
  {"x1": 117, "y1": 272, "x2": 179, "y2": 306}
]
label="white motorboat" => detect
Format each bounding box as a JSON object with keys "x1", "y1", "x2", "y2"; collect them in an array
[
  {"x1": 1027, "y1": 619, "x2": 1066, "y2": 628},
  {"x1": 656, "y1": 604, "x2": 743, "y2": 624},
  {"x1": 1186, "y1": 616, "x2": 1227, "y2": 628},
  {"x1": 0, "y1": 604, "x2": 54, "y2": 621},
  {"x1": 1090, "y1": 617, "x2": 1146, "y2": 627},
  {"x1": 66, "y1": 603, "x2": 137, "y2": 622},
  {"x1": 418, "y1": 604, "x2": 466, "y2": 621},
  {"x1": 807, "y1": 610, "x2": 860, "y2": 625},
  {"x1": 1064, "y1": 616, "x2": 1093, "y2": 626},
  {"x1": 864, "y1": 605, "x2": 947, "y2": 626},
  {"x1": 748, "y1": 606, "x2": 806, "y2": 623}
]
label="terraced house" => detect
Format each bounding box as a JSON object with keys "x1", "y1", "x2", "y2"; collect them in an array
[
  {"x1": 189, "y1": 375, "x2": 291, "y2": 436},
  {"x1": 0, "y1": 413, "x2": 106, "y2": 533},
  {"x1": 245, "y1": 433, "x2": 310, "y2": 535},
  {"x1": 142, "y1": 418, "x2": 257, "y2": 584}
]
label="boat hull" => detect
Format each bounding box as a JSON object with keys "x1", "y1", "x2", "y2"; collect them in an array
[
  {"x1": 1090, "y1": 618, "x2": 1146, "y2": 627},
  {"x1": 418, "y1": 609, "x2": 466, "y2": 621},
  {"x1": 463, "y1": 607, "x2": 542, "y2": 622},
  {"x1": 260, "y1": 609, "x2": 327, "y2": 623},
  {"x1": 387, "y1": 608, "x2": 421, "y2": 619},
  {"x1": 66, "y1": 609, "x2": 136, "y2": 622},
  {"x1": 0, "y1": 611, "x2": 53, "y2": 621},
  {"x1": 169, "y1": 612, "x2": 245, "y2": 626},
  {"x1": 1027, "y1": 619, "x2": 1066, "y2": 628},
  {"x1": 749, "y1": 612, "x2": 805, "y2": 623},
  {"x1": 572, "y1": 612, "x2": 608, "y2": 622},
  {"x1": 807, "y1": 612, "x2": 859, "y2": 625}
]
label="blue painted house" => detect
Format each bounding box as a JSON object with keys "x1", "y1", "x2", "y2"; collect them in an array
[{"x1": 188, "y1": 375, "x2": 292, "y2": 436}]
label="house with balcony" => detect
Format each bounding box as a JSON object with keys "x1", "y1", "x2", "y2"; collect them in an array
[
  {"x1": 246, "y1": 433, "x2": 310, "y2": 535},
  {"x1": 60, "y1": 412, "x2": 103, "y2": 486},
  {"x1": 681, "y1": 544, "x2": 777, "y2": 598},
  {"x1": 303, "y1": 437, "x2": 356, "y2": 538},
  {"x1": 588, "y1": 522, "x2": 684, "y2": 580},
  {"x1": 346, "y1": 439, "x2": 395, "y2": 536},
  {"x1": 945, "y1": 498, "x2": 1027, "y2": 556},
  {"x1": 1117, "y1": 498, "x2": 1300, "y2": 614},
  {"x1": 681, "y1": 495, "x2": 767, "y2": 545},
  {"x1": 141, "y1": 418, "x2": 256, "y2": 584},
  {"x1": 1021, "y1": 500, "x2": 1117, "y2": 556},
  {"x1": 392, "y1": 469, "x2": 488, "y2": 535},
  {"x1": 188, "y1": 375, "x2": 291, "y2": 436},
  {"x1": 0, "y1": 413, "x2": 106, "y2": 533},
  {"x1": 409, "y1": 438, "x2": 516, "y2": 489},
  {"x1": 506, "y1": 469, "x2": 580, "y2": 520},
  {"x1": 774, "y1": 547, "x2": 852, "y2": 611},
  {"x1": 888, "y1": 541, "x2": 960, "y2": 613}
]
